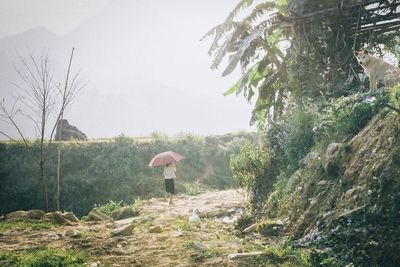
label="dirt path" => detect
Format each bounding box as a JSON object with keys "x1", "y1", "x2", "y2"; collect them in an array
[{"x1": 1, "y1": 190, "x2": 262, "y2": 267}]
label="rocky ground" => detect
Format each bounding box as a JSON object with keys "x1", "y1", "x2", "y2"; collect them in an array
[{"x1": 0, "y1": 190, "x2": 282, "y2": 267}]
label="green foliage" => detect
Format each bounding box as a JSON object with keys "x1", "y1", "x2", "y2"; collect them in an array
[
  {"x1": 0, "y1": 248, "x2": 87, "y2": 266},
  {"x1": 205, "y1": 0, "x2": 400, "y2": 127},
  {"x1": 183, "y1": 180, "x2": 201, "y2": 196},
  {"x1": 96, "y1": 200, "x2": 123, "y2": 216},
  {"x1": 0, "y1": 133, "x2": 251, "y2": 217},
  {"x1": 314, "y1": 90, "x2": 388, "y2": 147},
  {"x1": 230, "y1": 141, "x2": 272, "y2": 209},
  {"x1": 230, "y1": 141, "x2": 270, "y2": 190},
  {"x1": 388, "y1": 86, "x2": 400, "y2": 109}
]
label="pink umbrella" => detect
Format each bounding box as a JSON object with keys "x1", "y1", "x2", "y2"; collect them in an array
[{"x1": 148, "y1": 151, "x2": 184, "y2": 167}]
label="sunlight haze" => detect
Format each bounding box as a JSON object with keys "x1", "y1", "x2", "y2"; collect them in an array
[{"x1": 0, "y1": 0, "x2": 254, "y2": 139}]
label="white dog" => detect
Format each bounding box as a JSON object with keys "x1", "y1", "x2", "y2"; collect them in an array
[{"x1": 353, "y1": 50, "x2": 400, "y2": 90}]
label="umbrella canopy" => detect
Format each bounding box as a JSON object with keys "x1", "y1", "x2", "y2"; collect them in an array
[{"x1": 148, "y1": 151, "x2": 184, "y2": 167}]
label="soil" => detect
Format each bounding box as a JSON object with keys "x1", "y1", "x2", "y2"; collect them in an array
[{"x1": 0, "y1": 190, "x2": 268, "y2": 267}]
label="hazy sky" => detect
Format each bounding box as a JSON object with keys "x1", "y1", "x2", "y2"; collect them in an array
[{"x1": 0, "y1": 0, "x2": 255, "y2": 139}]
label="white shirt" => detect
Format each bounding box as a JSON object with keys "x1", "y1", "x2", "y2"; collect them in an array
[{"x1": 163, "y1": 164, "x2": 176, "y2": 179}]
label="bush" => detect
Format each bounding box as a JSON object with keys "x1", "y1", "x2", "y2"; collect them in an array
[
  {"x1": 96, "y1": 200, "x2": 123, "y2": 216},
  {"x1": 388, "y1": 86, "x2": 400, "y2": 109},
  {"x1": 314, "y1": 90, "x2": 387, "y2": 146},
  {"x1": 183, "y1": 180, "x2": 201, "y2": 196},
  {"x1": 230, "y1": 141, "x2": 271, "y2": 209}
]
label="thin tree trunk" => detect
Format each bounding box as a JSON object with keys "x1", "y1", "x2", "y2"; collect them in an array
[
  {"x1": 55, "y1": 48, "x2": 75, "y2": 211},
  {"x1": 56, "y1": 117, "x2": 63, "y2": 211},
  {"x1": 39, "y1": 159, "x2": 48, "y2": 211}
]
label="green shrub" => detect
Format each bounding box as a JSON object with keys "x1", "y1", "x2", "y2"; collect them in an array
[
  {"x1": 183, "y1": 180, "x2": 201, "y2": 196},
  {"x1": 96, "y1": 200, "x2": 123, "y2": 216},
  {"x1": 388, "y1": 86, "x2": 400, "y2": 109},
  {"x1": 314, "y1": 91, "x2": 387, "y2": 147},
  {"x1": 230, "y1": 141, "x2": 271, "y2": 209}
]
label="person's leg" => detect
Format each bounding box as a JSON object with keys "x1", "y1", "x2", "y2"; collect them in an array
[
  {"x1": 169, "y1": 179, "x2": 175, "y2": 204},
  {"x1": 164, "y1": 192, "x2": 169, "y2": 201}
]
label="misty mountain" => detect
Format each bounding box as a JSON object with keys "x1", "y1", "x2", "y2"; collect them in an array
[{"x1": 0, "y1": 0, "x2": 253, "y2": 138}]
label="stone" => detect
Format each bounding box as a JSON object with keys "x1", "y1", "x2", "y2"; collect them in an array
[
  {"x1": 111, "y1": 224, "x2": 135, "y2": 236},
  {"x1": 228, "y1": 251, "x2": 267, "y2": 260},
  {"x1": 299, "y1": 151, "x2": 320, "y2": 167},
  {"x1": 55, "y1": 119, "x2": 87, "y2": 141},
  {"x1": 88, "y1": 208, "x2": 113, "y2": 221},
  {"x1": 171, "y1": 230, "x2": 183, "y2": 237},
  {"x1": 338, "y1": 205, "x2": 366, "y2": 219},
  {"x1": 324, "y1": 142, "x2": 344, "y2": 175},
  {"x1": 317, "y1": 180, "x2": 328, "y2": 186},
  {"x1": 44, "y1": 212, "x2": 69, "y2": 225},
  {"x1": 188, "y1": 209, "x2": 200, "y2": 223},
  {"x1": 106, "y1": 222, "x2": 116, "y2": 229},
  {"x1": 47, "y1": 231, "x2": 60, "y2": 240},
  {"x1": 27, "y1": 210, "x2": 45, "y2": 220},
  {"x1": 193, "y1": 241, "x2": 207, "y2": 251},
  {"x1": 5, "y1": 211, "x2": 28, "y2": 221},
  {"x1": 148, "y1": 225, "x2": 163, "y2": 233},
  {"x1": 242, "y1": 223, "x2": 257, "y2": 234},
  {"x1": 65, "y1": 229, "x2": 81, "y2": 238},
  {"x1": 139, "y1": 216, "x2": 154, "y2": 223},
  {"x1": 62, "y1": 212, "x2": 79, "y2": 222}
]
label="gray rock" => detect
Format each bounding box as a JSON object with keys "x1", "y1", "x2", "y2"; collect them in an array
[
  {"x1": 111, "y1": 224, "x2": 135, "y2": 236},
  {"x1": 228, "y1": 251, "x2": 267, "y2": 260},
  {"x1": 27, "y1": 210, "x2": 45, "y2": 220},
  {"x1": 65, "y1": 229, "x2": 81, "y2": 238},
  {"x1": 193, "y1": 241, "x2": 207, "y2": 251},
  {"x1": 148, "y1": 225, "x2": 163, "y2": 233},
  {"x1": 62, "y1": 212, "x2": 79, "y2": 222},
  {"x1": 5, "y1": 210, "x2": 27, "y2": 221},
  {"x1": 44, "y1": 212, "x2": 69, "y2": 225},
  {"x1": 324, "y1": 143, "x2": 344, "y2": 175},
  {"x1": 299, "y1": 151, "x2": 320, "y2": 167},
  {"x1": 242, "y1": 223, "x2": 257, "y2": 234},
  {"x1": 47, "y1": 231, "x2": 60, "y2": 240},
  {"x1": 88, "y1": 208, "x2": 113, "y2": 221}
]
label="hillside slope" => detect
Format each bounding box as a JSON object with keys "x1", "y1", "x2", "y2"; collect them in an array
[{"x1": 267, "y1": 110, "x2": 400, "y2": 265}]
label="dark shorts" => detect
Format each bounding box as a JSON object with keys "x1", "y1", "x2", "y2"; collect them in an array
[{"x1": 165, "y1": 179, "x2": 175, "y2": 194}]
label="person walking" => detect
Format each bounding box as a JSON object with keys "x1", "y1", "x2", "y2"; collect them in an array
[{"x1": 163, "y1": 163, "x2": 176, "y2": 204}]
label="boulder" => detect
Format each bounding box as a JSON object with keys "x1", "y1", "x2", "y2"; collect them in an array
[
  {"x1": 44, "y1": 212, "x2": 70, "y2": 225},
  {"x1": 62, "y1": 211, "x2": 79, "y2": 222},
  {"x1": 111, "y1": 224, "x2": 135, "y2": 236},
  {"x1": 110, "y1": 206, "x2": 138, "y2": 220},
  {"x1": 148, "y1": 225, "x2": 163, "y2": 233},
  {"x1": 193, "y1": 241, "x2": 207, "y2": 251},
  {"x1": 323, "y1": 143, "x2": 344, "y2": 175},
  {"x1": 242, "y1": 223, "x2": 257, "y2": 234},
  {"x1": 27, "y1": 210, "x2": 45, "y2": 220},
  {"x1": 5, "y1": 211, "x2": 28, "y2": 221},
  {"x1": 88, "y1": 208, "x2": 113, "y2": 221}
]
